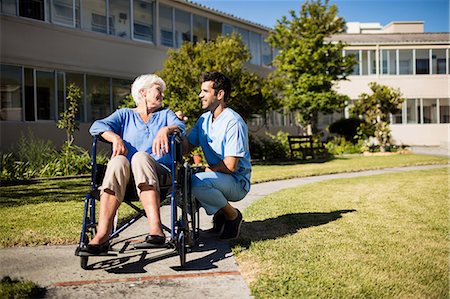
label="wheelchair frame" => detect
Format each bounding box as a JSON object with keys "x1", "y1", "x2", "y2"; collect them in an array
[{"x1": 74, "y1": 133, "x2": 199, "y2": 269}]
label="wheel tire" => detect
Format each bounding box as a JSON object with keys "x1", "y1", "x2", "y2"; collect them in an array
[
  {"x1": 80, "y1": 256, "x2": 89, "y2": 269},
  {"x1": 178, "y1": 232, "x2": 186, "y2": 268}
]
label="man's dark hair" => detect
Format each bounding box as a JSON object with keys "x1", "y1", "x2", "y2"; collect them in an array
[{"x1": 201, "y1": 71, "x2": 231, "y2": 102}]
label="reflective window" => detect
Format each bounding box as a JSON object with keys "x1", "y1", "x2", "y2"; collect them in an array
[
  {"x1": 262, "y1": 38, "x2": 272, "y2": 67},
  {"x1": 36, "y1": 70, "x2": 56, "y2": 120},
  {"x1": 175, "y1": 8, "x2": 190, "y2": 48},
  {"x1": 24, "y1": 68, "x2": 35, "y2": 121},
  {"x1": 193, "y1": 14, "x2": 207, "y2": 44},
  {"x1": 66, "y1": 72, "x2": 84, "y2": 122},
  {"x1": 415, "y1": 49, "x2": 429, "y2": 74},
  {"x1": 346, "y1": 50, "x2": 360, "y2": 75},
  {"x1": 110, "y1": 0, "x2": 130, "y2": 38},
  {"x1": 133, "y1": 0, "x2": 153, "y2": 42},
  {"x1": 399, "y1": 50, "x2": 413, "y2": 74},
  {"x1": 112, "y1": 78, "x2": 132, "y2": 109},
  {"x1": 0, "y1": 64, "x2": 22, "y2": 121},
  {"x1": 440, "y1": 98, "x2": 450, "y2": 123},
  {"x1": 236, "y1": 27, "x2": 249, "y2": 48},
  {"x1": 369, "y1": 50, "x2": 376, "y2": 75},
  {"x1": 422, "y1": 98, "x2": 437, "y2": 123},
  {"x1": 361, "y1": 50, "x2": 369, "y2": 75},
  {"x1": 51, "y1": 0, "x2": 74, "y2": 27},
  {"x1": 159, "y1": 4, "x2": 173, "y2": 47},
  {"x1": 209, "y1": 19, "x2": 222, "y2": 41},
  {"x1": 57, "y1": 71, "x2": 65, "y2": 117},
  {"x1": 249, "y1": 32, "x2": 261, "y2": 65},
  {"x1": 381, "y1": 49, "x2": 397, "y2": 75},
  {"x1": 82, "y1": 0, "x2": 107, "y2": 33},
  {"x1": 19, "y1": 0, "x2": 44, "y2": 20},
  {"x1": 406, "y1": 99, "x2": 418, "y2": 123},
  {"x1": 1, "y1": 0, "x2": 17, "y2": 15},
  {"x1": 86, "y1": 75, "x2": 110, "y2": 122},
  {"x1": 222, "y1": 23, "x2": 233, "y2": 36},
  {"x1": 432, "y1": 49, "x2": 447, "y2": 74}
]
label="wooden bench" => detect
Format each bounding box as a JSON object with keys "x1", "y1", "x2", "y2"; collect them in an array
[{"x1": 288, "y1": 135, "x2": 327, "y2": 160}]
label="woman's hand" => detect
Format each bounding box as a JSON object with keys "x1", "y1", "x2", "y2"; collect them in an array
[
  {"x1": 152, "y1": 127, "x2": 170, "y2": 157},
  {"x1": 111, "y1": 136, "x2": 127, "y2": 158}
]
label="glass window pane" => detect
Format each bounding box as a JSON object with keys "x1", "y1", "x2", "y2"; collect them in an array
[
  {"x1": 209, "y1": 19, "x2": 222, "y2": 41},
  {"x1": 57, "y1": 71, "x2": 65, "y2": 118},
  {"x1": 415, "y1": 49, "x2": 429, "y2": 74},
  {"x1": 1, "y1": 0, "x2": 17, "y2": 15},
  {"x1": 422, "y1": 99, "x2": 437, "y2": 123},
  {"x1": 112, "y1": 78, "x2": 132, "y2": 109},
  {"x1": 440, "y1": 98, "x2": 450, "y2": 123},
  {"x1": 222, "y1": 23, "x2": 233, "y2": 36},
  {"x1": 109, "y1": 0, "x2": 130, "y2": 38},
  {"x1": 369, "y1": 50, "x2": 376, "y2": 75},
  {"x1": 159, "y1": 4, "x2": 173, "y2": 47},
  {"x1": 262, "y1": 38, "x2": 272, "y2": 67},
  {"x1": 24, "y1": 68, "x2": 35, "y2": 121},
  {"x1": 399, "y1": 49, "x2": 413, "y2": 74},
  {"x1": 66, "y1": 72, "x2": 84, "y2": 122},
  {"x1": 0, "y1": 64, "x2": 22, "y2": 121},
  {"x1": 193, "y1": 14, "x2": 206, "y2": 44},
  {"x1": 19, "y1": 0, "x2": 44, "y2": 20},
  {"x1": 175, "y1": 9, "x2": 190, "y2": 48},
  {"x1": 51, "y1": 0, "x2": 74, "y2": 26},
  {"x1": 406, "y1": 99, "x2": 418, "y2": 123},
  {"x1": 82, "y1": 0, "x2": 107, "y2": 33},
  {"x1": 236, "y1": 27, "x2": 249, "y2": 48},
  {"x1": 86, "y1": 75, "x2": 110, "y2": 122},
  {"x1": 36, "y1": 70, "x2": 55, "y2": 120},
  {"x1": 432, "y1": 49, "x2": 446, "y2": 74},
  {"x1": 361, "y1": 50, "x2": 369, "y2": 75},
  {"x1": 346, "y1": 50, "x2": 359, "y2": 75},
  {"x1": 381, "y1": 49, "x2": 396, "y2": 75},
  {"x1": 133, "y1": 0, "x2": 153, "y2": 42},
  {"x1": 249, "y1": 32, "x2": 261, "y2": 65}
]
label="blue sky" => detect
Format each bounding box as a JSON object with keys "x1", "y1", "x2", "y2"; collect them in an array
[{"x1": 191, "y1": 0, "x2": 449, "y2": 32}]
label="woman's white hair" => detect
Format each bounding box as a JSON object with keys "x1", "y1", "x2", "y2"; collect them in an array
[{"x1": 131, "y1": 74, "x2": 166, "y2": 106}]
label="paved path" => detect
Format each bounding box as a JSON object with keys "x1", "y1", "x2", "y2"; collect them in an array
[{"x1": 0, "y1": 164, "x2": 448, "y2": 298}]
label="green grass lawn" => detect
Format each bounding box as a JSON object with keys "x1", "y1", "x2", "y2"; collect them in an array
[
  {"x1": 232, "y1": 167, "x2": 449, "y2": 298},
  {"x1": 0, "y1": 154, "x2": 447, "y2": 247}
]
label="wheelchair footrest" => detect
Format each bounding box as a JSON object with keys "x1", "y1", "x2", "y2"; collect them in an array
[
  {"x1": 133, "y1": 241, "x2": 171, "y2": 249},
  {"x1": 75, "y1": 246, "x2": 117, "y2": 257}
]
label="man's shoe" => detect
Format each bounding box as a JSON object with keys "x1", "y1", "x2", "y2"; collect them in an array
[
  {"x1": 79, "y1": 242, "x2": 110, "y2": 255},
  {"x1": 220, "y1": 209, "x2": 243, "y2": 240},
  {"x1": 207, "y1": 211, "x2": 226, "y2": 233}
]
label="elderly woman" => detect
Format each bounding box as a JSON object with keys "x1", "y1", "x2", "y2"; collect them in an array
[{"x1": 80, "y1": 74, "x2": 185, "y2": 254}]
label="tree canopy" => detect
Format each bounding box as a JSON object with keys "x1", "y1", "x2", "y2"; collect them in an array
[
  {"x1": 158, "y1": 34, "x2": 274, "y2": 127},
  {"x1": 266, "y1": 0, "x2": 355, "y2": 131}
]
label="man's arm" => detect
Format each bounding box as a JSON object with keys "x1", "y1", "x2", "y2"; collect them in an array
[
  {"x1": 207, "y1": 156, "x2": 240, "y2": 174},
  {"x1": 182, "y1": 138, "x2": 195, "y2": 156}
]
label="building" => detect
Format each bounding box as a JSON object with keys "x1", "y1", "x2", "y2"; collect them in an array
[
  {"x1": 0, "y1": 0, "x2": 272, "y2": 151},
  {"x1": 1, "y1": 1, "x2": 449, "y2": 152}
]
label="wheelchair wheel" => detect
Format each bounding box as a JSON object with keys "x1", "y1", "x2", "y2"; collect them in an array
[
  {"x1": 80, "y1": 221, "x2": 96, "y2": 270},
  {"x1": 178, "y1": 231, "x2": 186, "y2": 267}
]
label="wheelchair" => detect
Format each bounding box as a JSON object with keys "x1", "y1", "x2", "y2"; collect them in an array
[{"x1": 74, "y1": 132, "x2": 199, "y2": 270}]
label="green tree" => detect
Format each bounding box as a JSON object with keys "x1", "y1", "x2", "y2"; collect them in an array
[
  {"x1": 350, "y1": 82, "x2": 405, "y2": 151},
  {"x1": 266, "y1": 0, "x2": 355, "y2": 133},
  {"x1": 157, "y1": 34, "x2": 274, "y2": 127},
  {"x1": 57, "y1": 83, "x2": 81, "y2": 175}
]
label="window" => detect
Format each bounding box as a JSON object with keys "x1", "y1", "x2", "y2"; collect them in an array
[
  {"x1": 381, "y1": 49, "x2": 396, "y2": 75},
  {"x1": 249, "y1": 32, "x2": 261, "y2": 65},
  {"x1": 19, "y1": 0, "x2": 44, "y2": 20},
  {"x1": 415, "y1": 49, "x2": 429, "y2": 74},
  {"x1": 406, "y1": 99, "x2": 418, "y2": 123},
  {"x1": 82, "y1": 0, "x2": 107, "y2": 33},
  {"x1": 422, "y1": 99, "x2": 437, "y2": 123},
  {"x1": 1, "y1": 0, "x2": 17, "y2": 15},
  {"x1": 0, "y1": 64, "x2": 22, "y2": 121},
  {"x1": 159, "y1": 4, "x2": 173, "y2": 47},
  {"x1": 175, "y1": 9, "x2": 190, "y2": 48},
  {"x1": 51, "y1": 0, "x2": 74, "y2": 27},
  {"x1": 66, "y1": 72, "x2": 84, "y2": 122},
  {"x1": 133, "y1": 0, "x2": 153, "y2": 42},
  {"x1": 86, "y1": 75, "x2": 110, "y2": 122},
  {"x1": 193, "y1": 14, "x2": 206, "y2": 44},
  {"x1": 209, "y1": 19, "x2": 222, "y2": 41},
  {"x1": 262, "y1": 38, "x2": 272, "y2": 67},
  {"x1": 399, "y1": 50, "x2": 413, "y2": 75},
  {"x1": 36, "y1": 70, "x2": 56, "y2": 120},
  {"x1": 440, "y1": 98, "x2": 450, "y2": 123},
  {"x1": 110, "y1": 0, "x2": 130, "y2": 38},
  {"x1": 222, "y1": 23, "x2": 233, "y2": 36},
  {"x1": 346, "y1": 50, "x2": 360, "y2": 75},
  {"x1": 369, "y1": 50, "x2": 376, "y2": 75},
  {"x1": 112, "y1": 78, "x2": 132, "y2": 109},
  {"x1": 56, "y1": 71, "x2": 65, "y2": 117},
  {"x1": 432, "y1": 49, "x2": 447, "y2": 74},
  {"x1": 236, "y1": 27, "x2": 249, "y2": 49},
  {"x1": 24, "y1": 68, "x2": 35, "y2": 121},
  {"x1": 361, "y1": 50, "x2": 369, "y2": 75}
]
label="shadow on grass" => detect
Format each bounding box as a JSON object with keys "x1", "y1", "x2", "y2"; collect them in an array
[
  {"x1": 233, "y1": 210, "x2": 355, "y2": 249},
  {"x1": 252, "y1": 156, "x2": 337, "y2": 166}
]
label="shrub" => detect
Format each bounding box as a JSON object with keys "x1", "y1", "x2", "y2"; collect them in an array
[
  {"x1": 328, "y1": 117, "x2": 362, "y2": 143},
  {"x1": 249, "y1": 131, "x2": 290, "y2": 161},
  {"x1": 325, "y1": 137, "x2": 363, "y2": 155}
]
